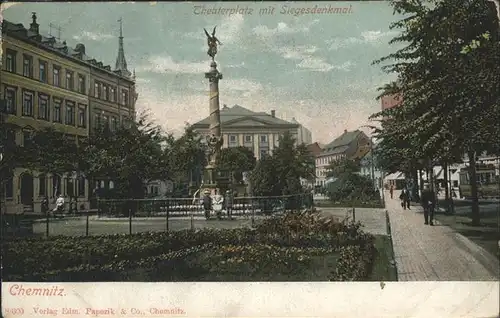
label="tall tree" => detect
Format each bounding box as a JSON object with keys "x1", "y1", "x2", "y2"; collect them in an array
[
  {"x1": 250, "y1": 131, "x2": 314, "y2": 196},
  {"x1": 217, "y1": 146, "x2": 256, "y2": 184},
  {"x1": 165, "y1": 125, "x2": 207, "y2": 195},
  {"x1": 22, "y1": 127, "x2": 80, "y2": 195},
  {"x1": 82, "y1": 114, "x2": 169, "y2": 199},
  {"x1": 372, "y1": 0, "x2": 500, "y2": 225}
]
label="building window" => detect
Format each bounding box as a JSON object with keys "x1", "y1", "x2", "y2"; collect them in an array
[
  {"x1": 244, "y1": 135, "x2": 252, "y2": 143},
  {"x1": 78, "y1": 74, "x2": 86, "y2": 94},
  {"x1": 103, "y1": 114, "x2": 109, "y2": 130},
  {"x1": 260, "y1": 149, "x2": 268, "y2": 158},
  {"x1": 110, "y1": 87, "x2": 115, "y2": 102},
  {"x1": 22, "y1": 54, "x2": 33, "y2": 77},
  {"x1": 94, "y1": 113, "x2": 101, "y2": 130},
  {"x1": 77, "y1": 177, "x2": 85, "y2": 197},
  {"x1": 53, "y1": 99, "x2": 62, "y2": 123},
  {"x1": 65, "y1": 178, "x2": 75, "y2": 197},
  {"x1": 65, "y1": 102, "x2": 75, "y2": 126},
  {"x1": 103, "y1": 85, "x2": 108, "y2": 100},
  {"x1": 78, "y1": 105, "x2": 87, "y2": 128},
  {"x1": 111, "y1": 116, "x2": 118, "y2": 131},
  {"x1": 122, "y1": 90, "x2": 128, "y2": 106},
  {"x1": 4, "y1": 87, "x2": 17, "y2": 115},
  {"x1": 66, "y1": 71, "x2": 74, "y2": 90},
  {"x1": 22, "y1": 90, "x2": 34, "y2": 117},
  {"x1": 4, "y1": 129, "x2": 16, "y2": 147},
  {"x1": 23, "y1": 130, "x2": 33, "y2": 147},
  {"x1": 5, "y1": 49, "x2": 17, "y2": 73},
  {"x1": 260, "y1": 135, "x2": 268, "y2": 143},
  {"x1": 39, "y1": 174, "x2": 46, "y2": 196},
  {"x1": 39, "y1": 60, "x2": 47, "y2": 83},
  {"x1": 94, "y1": 82, "x2": 100, "y2": 98},
  {"x1": 53, "y1": 66, "x2": 60, "y2": 87},
  {"x1": 38, "y1": 94, "x2": 50, "y2": 121},
  {"x1": 229, "y1": 135, "x2": 237, "y2": 143}
]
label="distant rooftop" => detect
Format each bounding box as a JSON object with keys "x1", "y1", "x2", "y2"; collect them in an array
[
  {"x1": 192, "y1": 104, "x2": 299, "y2": 127},
  {"x1": 322, "y1": 129, "x2": 364, "y2": 155}
]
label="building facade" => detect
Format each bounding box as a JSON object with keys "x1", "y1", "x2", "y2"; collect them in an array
[
  {"x1": 1, "y1": 13, "x2": 136, "y2": 214},
  {"x1": 315, "y1": 129, "x2": 371, "y2": 186},
  {"x1": 302, "y1": 142, "x2": 323, "y2": 187},
  {"x1": 291, "y1": 117, "x2": 313, "y2": 145},
  {"x1": 190, "y1": 105, "x2": 300, "y2": 161}
]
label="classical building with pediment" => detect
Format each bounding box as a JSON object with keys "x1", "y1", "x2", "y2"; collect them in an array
[{"x1": 190, "y1": 105, "x2": 303, "y2": 160}]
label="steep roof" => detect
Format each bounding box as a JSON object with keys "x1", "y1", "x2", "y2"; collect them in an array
[
  {"x1": 322, "y1": 130, "x2": 363, "y2": 154},
  {"x1": 191, "y1": 105, "x2": 298, "y2": 127},
  {"x1": 306, "y1": 142, "x2": 323, "y2": 156},
  {"x1": 2, "y1": 19, "x2": 133, "y2": 82}
]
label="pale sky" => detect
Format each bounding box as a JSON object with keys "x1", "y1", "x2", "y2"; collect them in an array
[{"x1": 3, "y1": 2, "x2": 402, "y2": 144}]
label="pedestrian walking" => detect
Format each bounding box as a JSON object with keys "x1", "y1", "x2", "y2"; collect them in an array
[
  {"x1": 390, "y1": 184, "x2": 394, "y2": 199},
  {"x1": 399, "y1": 189, "x2": 408, "y2": 210},
  {"x1": 405, "y1": 185, "x2": 412, "y2": 210},
  {"x1": 202, "y1": 190, "x2": 212, "y2": 220},
  {"x1": 420, "y1": 184, "x2": 436, "y2": 226}
]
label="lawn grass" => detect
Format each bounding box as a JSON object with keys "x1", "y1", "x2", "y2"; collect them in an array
[
  {"x1": 434, "y1": 213, "x2": 500, "y2": 260},
  {"x1": 368, "y1": 235, "x2": 398, "y2": 282}
]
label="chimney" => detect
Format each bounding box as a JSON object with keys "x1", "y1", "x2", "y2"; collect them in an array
[
  {"x1": 29, "y1": 12, "x2": 39, "y2": 34},
  {"x1": 271, "y1": 110, "x2": 275, "y2": 117}
]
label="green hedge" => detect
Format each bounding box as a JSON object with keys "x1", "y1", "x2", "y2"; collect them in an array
[{"x1": 2, "y1": 210, "x2": 378, "y2": 281}]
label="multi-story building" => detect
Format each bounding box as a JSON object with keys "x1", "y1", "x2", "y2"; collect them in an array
[
  {"x1": 88, "y1": 20, "x2": 137, "y2": 196},
  {"x1": 291, "y1": 117, "x2": 312, "y2": 145},
  {"x1": 315, "y1": 129, "x2": 371, "y2": 186},
  {"x1": 89, "y1": 20, "x2": 137, "y2": 134},
  {"x1": 302, "y1": 142, "x2": 323, "y2": 188},
  {"x1": 1, "y1": 13, "x2": 136, "y2": 214},
  {"x1": 190, "y1": 105, "x2": 300, "y2": 160}
]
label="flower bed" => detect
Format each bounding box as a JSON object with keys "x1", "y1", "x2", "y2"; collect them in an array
[{"x1": 1, "y1": 209, "x2": 378, "y2": 281}]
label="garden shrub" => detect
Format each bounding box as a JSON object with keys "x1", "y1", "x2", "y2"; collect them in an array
[{"x1": 1, "y1": 209, "x2": 378, "y2": 281}]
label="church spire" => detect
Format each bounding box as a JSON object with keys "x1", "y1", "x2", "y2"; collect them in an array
[{"x1": 114, "y1": 17, "x2": 131, "y2": 77}]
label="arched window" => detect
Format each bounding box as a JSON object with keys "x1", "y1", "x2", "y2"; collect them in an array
[
  {"x1": 65, "y1": 177, "x2": 74, "y2": 197},
  {"x1": 52, "y1": 174, "x2": 62, "y2": 197},
  {"x1": 77, "y1": 176, "x2": 85, "y2": 197}
]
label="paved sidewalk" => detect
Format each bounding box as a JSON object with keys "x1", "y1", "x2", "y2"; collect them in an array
[{"x1": 386, "y1": 191, "x2": 498, "y2": 281}]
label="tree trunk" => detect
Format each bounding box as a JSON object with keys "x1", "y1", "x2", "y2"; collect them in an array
[
  {"x1": 428, "y1": 164, "x2": 435, "y2": 193},
  {"x1": 467, "y1": 151, "x2": 480, "y2": 226},
  {"x1": 443, "y1": 163, "x2": 449, "y2": 201},
  {"x1": 419, "y1": 169, "x2": 424, "y2": 190},
  {"x1": 412, "y1": 168, "x2": 419, "y2": 202}
]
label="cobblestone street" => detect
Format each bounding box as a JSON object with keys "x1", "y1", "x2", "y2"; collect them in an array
[{"x1": 386, "y1": 191, "x2": 499, "y2": 281}]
